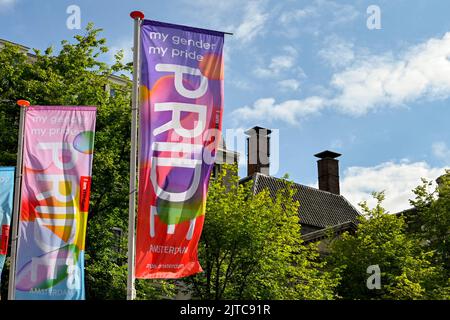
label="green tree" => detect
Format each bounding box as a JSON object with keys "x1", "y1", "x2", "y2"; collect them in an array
[
  {"x1": 327, "y1": 192, "x2": 446, "y2": 299},
  {"x1": 185, "y1": 164, "x2": 338, "y2": 300},
  {"x1": 0, "y1": 24, "x2": 175, "y2": 299},
  {"x1": 410, "y1": 171, "x2": 450, "y2": 278}
]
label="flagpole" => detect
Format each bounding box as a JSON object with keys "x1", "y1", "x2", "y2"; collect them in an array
[
  {"x1": 127, "y1": 10, "x2": 144, "y2": 301},
  {"x1": 7, "y1": 99, "x2": 30, "y2": 300}
]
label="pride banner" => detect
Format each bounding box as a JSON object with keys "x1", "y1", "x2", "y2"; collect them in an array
[
  {"x1": 0, "y1": 167, "x2": 15, "y2": 281},
  {"x1": 136, "y1": 20, "x2": 224, "y2": 278},
  {"x1": 15, "y1": 106, "x2": 96, "y2": 300}
]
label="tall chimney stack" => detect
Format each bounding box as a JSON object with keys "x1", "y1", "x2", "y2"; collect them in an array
[
  {"x1": 314, "y1": 150, "x2": 342, "y2": 195},
  {"x1": 245, "y1": 126, "x2": 272, "y2": 177}
]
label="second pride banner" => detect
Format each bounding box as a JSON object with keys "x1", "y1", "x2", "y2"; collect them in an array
[
  {"x1": 15, "y1": 106, "x2": 96, "y2": 300},
  {"x1": 136, "y1": 20, "x2": 224, "y2": 278},
  {"x1": 0, "y1": 167, "x2": 15, "y2": 281}
]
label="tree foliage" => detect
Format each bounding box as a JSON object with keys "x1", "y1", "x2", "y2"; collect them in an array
[
  {"x1": 185, "y1": 164, "x2": 338, "y2": 300},
  {"x1": 0, "y1": 24, "x2": 175, "y2": 300},
  {"x1": 1, "y1": 23, "x2": 448, "y2": 301},
  {"x1": 327, "y1": 192, "x2": 449, "y2": 299},
  {"x1": 409, "y1": 171, "x2": 450, "y2": 278}
]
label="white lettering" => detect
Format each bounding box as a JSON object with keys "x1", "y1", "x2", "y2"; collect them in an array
[
  {"x1": 37, "y1": 143, "x2": 78, "y2": 170},
  {"x1": 149, "y1": 32, "x2": 169, "y2": 42},
  {"x1": 35, "y1": 174, "x2": 78, "y2": 202},
  {"x1": 155, "y1": 64, "x2": 208, "y2": 99},
  {"x1": 153, "y1": 103, "x2": 206, "y2": 138},
  {"x1": 149, "y1": 46, "x2": 168, "y2": 56}
]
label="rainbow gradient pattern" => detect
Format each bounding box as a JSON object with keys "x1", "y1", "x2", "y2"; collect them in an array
[
  {"x1": 135, "y1": 20, "x2": 224, "y2": 279},
  {"x1": 15, "y1": 106, "x2": 96, "y2": 300}
]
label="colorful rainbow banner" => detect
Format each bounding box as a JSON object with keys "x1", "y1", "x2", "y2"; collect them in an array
[
  {"x1": 136, "y1": 20, "x2": 224, "y2": 278},
  {"x1": 15, "y1": 106, "x2": 96, "y2": 300},
  {"x1": 0, "y1": 167, "x2": 15, "y2": 281}
]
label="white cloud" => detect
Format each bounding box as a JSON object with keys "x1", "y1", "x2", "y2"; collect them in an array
[
  {"x1": 229, "y1": 78, "x2": 253, "y2": 91},
  {"x1": 326, "y1": 0, "x2": 359, "y2": 26},
  {"x1": 182, "y1": 0, "x2": 268, "y2": 45},
  {"x1": 319, "y1": 35, "x2": 355, "y2": 69},
  {"x1": 254, "y1": 55, "x2": 295, "y2": 78},
  {"x1": 181, "y1": 0, "x2": 242, "y2": 30},
  {"x1": 278, "y1": 0, "x2": 359, "y2": 35},
  {"x1": 331, "y1": 32, "x2": 450, "y2": 115},
  {"x1": 271, "y1": 55, "x2": 295, "y2": 70},
  {"x1": 233, "y1": 31, "x2": 450, "y2": 125},
  {"x1": 278, "y1": 79, "x2": 301, "y2": 91},
  {"x1": 254, "y1": 46, "x2": 299, "y2": 78},
  {"x1": 234, "y1": 1, "x2": 269, "y2": 44},
  {"x1": 340, "y1": 161, "x2": 446, "y2": 213},
  {"x1": 432, "y1": 141, "x2": 450, "y2": 162},
  {"x1": 184, "y1": 0, "x2": 238, "y2": 11},
  {"x1": 232, "y1": 96, "x2": 325, "y2": 125},
  {"x1": 279, "y1": 6, "x2": 318, "y2": 25}
]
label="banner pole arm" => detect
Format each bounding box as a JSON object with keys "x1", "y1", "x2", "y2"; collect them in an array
[
  {"x1": 7, "y1": 99, "x2": 30, "y2": 300},
  {"x1": 127, "y1": 10, "x2": 144, "y2": 301}
]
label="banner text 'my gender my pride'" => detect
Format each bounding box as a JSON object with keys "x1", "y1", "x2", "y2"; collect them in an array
[{"x1": 148, "y1": 31, "x2": 217, "y2": 61}]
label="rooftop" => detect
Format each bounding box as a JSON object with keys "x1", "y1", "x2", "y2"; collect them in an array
[{"x1": 242, "y1": 173, "x2": 361, "y2": 230}]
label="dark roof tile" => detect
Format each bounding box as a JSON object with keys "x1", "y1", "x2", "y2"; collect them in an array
[{"x1": 246, "y1": 173, "x2": 361, "y2": 229}]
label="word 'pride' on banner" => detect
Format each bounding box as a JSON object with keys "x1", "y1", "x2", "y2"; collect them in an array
[
  {"x1": 136, "y1": 20, "x2": 224, "y2": 278},
  {"x1": 0, "y1": 167, "x2": 15, "y2": 281},
  {"x1": 15, "y1": 106, "x2": 96, "y2": 300}
]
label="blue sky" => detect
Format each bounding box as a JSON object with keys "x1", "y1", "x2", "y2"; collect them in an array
[{"x1": 1, "y1": 0, "x2": 449, "y2": 212}]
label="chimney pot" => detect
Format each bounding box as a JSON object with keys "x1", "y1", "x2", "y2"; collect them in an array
[{"x1": 315, "y1": 150, "x2": 341, "y2": 195}]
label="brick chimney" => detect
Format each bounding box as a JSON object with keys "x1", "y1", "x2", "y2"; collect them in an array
[
  {"x1": 314, "y1": 150, "x2": 342, "y2": 195},
  {"x1": 245, "y1": 126, "x2": 272, "y2": 176}
]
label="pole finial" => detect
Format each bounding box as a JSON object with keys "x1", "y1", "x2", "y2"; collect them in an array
[
  {"x1": 16, "y1": 100, "x2": 30, "y2": 107},
  {"x1": 130, "y1": 11, "x2": 145, "y2": 20}
]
